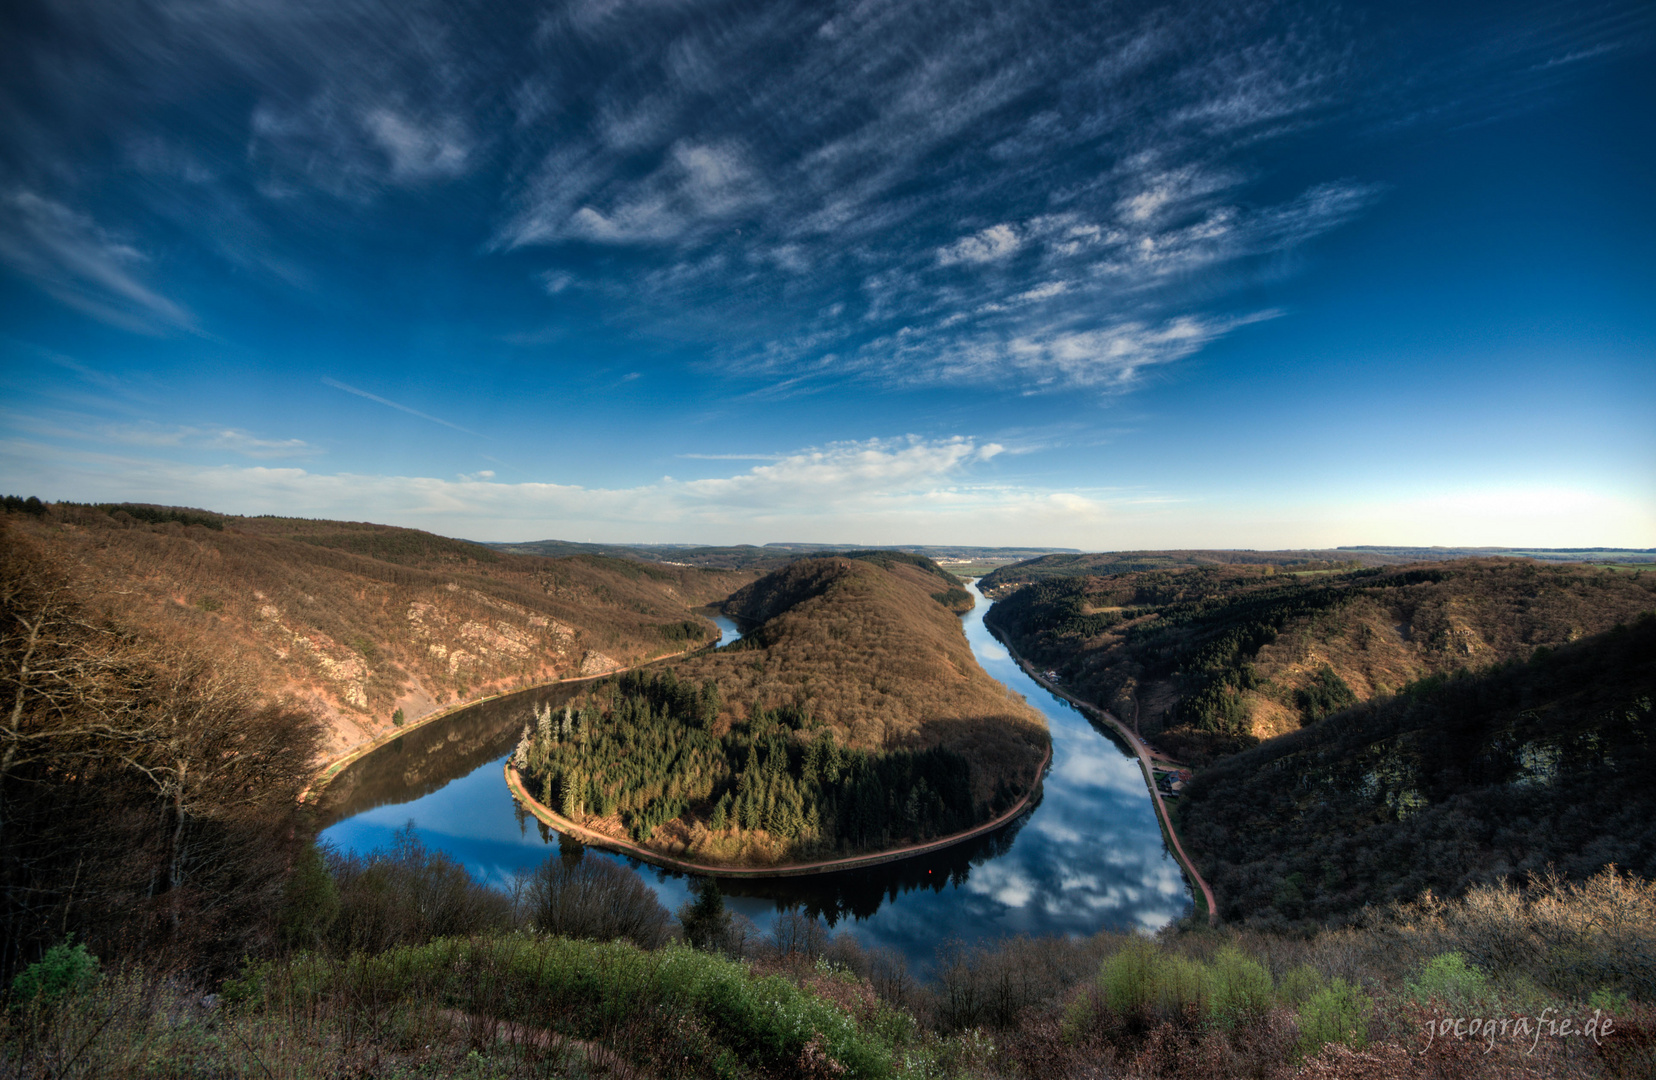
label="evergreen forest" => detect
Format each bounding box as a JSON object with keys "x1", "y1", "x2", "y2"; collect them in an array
[{"x1": 512, "y1": 668, "x2": 1010, "y2": 858}]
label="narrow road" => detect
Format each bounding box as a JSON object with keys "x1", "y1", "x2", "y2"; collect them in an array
[{"x1": 989, "y1": 623, "x2": 1219, "y2": 925}]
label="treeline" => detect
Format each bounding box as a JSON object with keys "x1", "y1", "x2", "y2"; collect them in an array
[
  {"x1": 655, "y1": 619, "x2": 708, "y2": 644},
  {"x1": 513, "y1": 668, "x2": 996, "y2": 855},
  {"x1": 1178, "y1": 614, "x2": 1656, "y2": 927},
  {"x1": 2, "y1": 495, "x2": 47, "y2": 517}
]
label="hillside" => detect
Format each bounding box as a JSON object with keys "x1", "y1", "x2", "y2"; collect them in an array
[
  {"x1": 1178, "y1": 614, "x2": 1656, "y2": 927},
  {"x1": 978, "y1": 548, "x2": 1407, "y2": 594},
  {"x1": 986, "y1": 558, "x2": 1656, "y2": 764},
  {"x1": 980, "y1": 547, "x2": 1656, "y2": 595},
  {"x1": 512, "y1": 555, "x2": 1050, "y2": 867},
  {"x1": 4, "y1": 503, "x2": 756, "y2": 757}
]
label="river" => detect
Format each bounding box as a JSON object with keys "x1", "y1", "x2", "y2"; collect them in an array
[{"x1": 317, "y1": 583, "x2": 1190, "y2": 967}]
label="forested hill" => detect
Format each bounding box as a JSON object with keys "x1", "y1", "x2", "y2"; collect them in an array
[
  {"x1": 978, "y1": 549, "x2": 1406, "y2": 594},
  {"x1": 722, "y1": 550, "x2": 971, "y2": 623},
  {"x1": 2, "y1": 502, "x2": 757, "y2": 757},
  {"x1": 1178, "y1": 613, "x2": 1656, "y2": 928},
  {"x1": 986, "y1": 559, "x2": 1656, "y2": 764},
  {"x1": 513, "y1": 556, "x2": 1050, "y2": 866},
  {"x1": 980, "y1": 546, "x2": 1655, "y2": 595}
]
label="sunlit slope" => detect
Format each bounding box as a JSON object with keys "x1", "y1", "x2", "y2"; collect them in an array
[
  {"x1": 988, "y1": 559, "x2": 1656, "y2": 762},
  {"x1": 9, "y1": 504, "x2": 756, "y2": 755},
  {"x1": 703, "y1": 556, "x2": 1043, "y2": 781}
]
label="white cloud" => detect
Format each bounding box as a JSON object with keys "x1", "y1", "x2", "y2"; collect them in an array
[
  {"x1": 0, "y1": 191, "x2": 195, "y2": 334},
  {"x1": 250, "y1": 95, "x2": 476, "y2": 197},
  {"x1": 937, "y1": 224, "x2": 1022, "y2": 266},
  {"x1": 362, "y1": 108, "x2": 471, "y2": 181},
  {"x1": 3, "y1": 411, "x2": 319, "y2": 460},
  {"x1": 1011, "y1": 281, "x2": 1069, "y2": 303},
  {"x1": 855, "y1": 311, "x2": 1280, "y2": 392},
  {"x1": 514, "y1": 140, "x2": 769, "y2": 247},
  {"x1": 681, "y1": 436, "x2": 992, "y2": 508},
  {"x1": 0, "y1": 432, "x2": 1122, "y2": 543}
]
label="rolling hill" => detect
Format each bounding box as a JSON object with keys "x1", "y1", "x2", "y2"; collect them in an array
[
  {"x1": 1178, "y1": 613, "x2": 1656, "y2": 927},
  {"x1": 5, "y1": 502, "x2": 757, "y2": 756},
  {"x1": 986, "y1": 558, "x2": 1656, "y2": 764}
]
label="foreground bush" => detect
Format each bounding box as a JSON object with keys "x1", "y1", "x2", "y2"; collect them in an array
[{"x1": 4, "y1": 935, "x2": 949, "y2": 1079}]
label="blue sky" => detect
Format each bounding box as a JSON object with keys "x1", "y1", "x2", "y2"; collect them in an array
[{"x1": 2, "y1": 0, "x2": 1651, "y2": 547}]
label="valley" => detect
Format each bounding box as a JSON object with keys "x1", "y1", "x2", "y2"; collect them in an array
[{"x1": 5, "y1": 499, "x2": 1654, "y2": 1078}]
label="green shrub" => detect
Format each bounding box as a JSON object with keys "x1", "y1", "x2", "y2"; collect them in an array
[
  {"x1": 1590, "y1": 986, "x2": 1631, "y2": 1013},
  {"x1": 1098, "y1": 939, "x2": 1207, "y2": 1019},
  {"x1": 1206, "y1": 945, "x2": 1274, "y2": 1027},
  {"x1": 219, "y1": 957, "x2": 277, "y2": 1010},
  {"x1": 278, "y1": 843, "x2": 340, "y2": 949},
  {"x1": 1277, "y1": 964, "x2": 1326, "y2": 1005},
  {"x1": 392, "y1": 707, "x2": 405, "y2": 726},
  {"x1": 10, "y1": 937, "x2": 100, "y2": 1005},
  {"x1": 1099, "y1": 939, "x2": 1158, "y2": 1015},
  {"x1": 1296, "y1": 979, "x2": 1368, "y2": 1055},
  {"x1": 1059, "y1": 990, "x2": 1096, "y2": 1043},
  {"x1": 1407, "y1": 951, "x2": 1489, "y2": 1007}
]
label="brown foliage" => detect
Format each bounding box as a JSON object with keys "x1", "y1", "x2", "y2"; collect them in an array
[
  {"x1": 7, "y1": 504, "x2": 756, "y2": 756},
  {"x1": 681, "y1": 557, "x2": 1049, "y2": 805}
]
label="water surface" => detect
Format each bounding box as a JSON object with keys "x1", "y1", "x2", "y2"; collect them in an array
[{"x1": 319, "y1": 590, "x2": 1190, "y2": 966}]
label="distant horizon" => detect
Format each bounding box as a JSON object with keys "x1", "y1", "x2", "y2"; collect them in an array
[{"x1": 20, "y1": 494, "x2": 1655, "y2": 559}]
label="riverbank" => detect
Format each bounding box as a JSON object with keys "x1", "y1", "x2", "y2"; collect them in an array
[
  {"x1": 503, "y1": 741, "x2": 1052, "y2": 879},
  {"x1": 299, "y1": 642, "x2": 711, "y2": 805},
  {"x1": 983, "y1": 615, "x2": 1218, "y2": 925}
]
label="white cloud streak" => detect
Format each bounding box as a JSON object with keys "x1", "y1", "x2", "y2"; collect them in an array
[
  {"x1": 0, "y1": 191, "x2": 195, "y2": 334},
  {"x1": 321, "y1": 377, "x2": 482, "y2": 436}
]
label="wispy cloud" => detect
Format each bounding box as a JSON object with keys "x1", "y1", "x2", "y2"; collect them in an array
[
  {"x1": 937, "y1": 224, "x2": 1023, "y2": 266},
  {"x1": 104, "y1": 424, "x2": 320, "y2": 460},
  {"x1": 857, "y1": 311, "x2": 1282, "y2": 391},
  {"x1": 321, "y1": 377, "x2": 482, "y2": 436},
  {"x1": 0, "y1": 432, "x2": 1108, "y2": 543},
  {"x1": 2, "y1": 409, "x2": 320, "y2": 460},
  {"x1": 12, "y1": 432, "x2": 1647, "y2": 548},
  {"x1": 1, "y1": 0, "x2": 1643, "y2": 392},
  {"x1": 676, "y1": 452, "x2": 785, "y2": 461},
  {"x1": 488, "y1": 1, "x2": 1375, "y2": 392},
  {"x1": 0, "y1": 191, "x2": 195, "y2": 334}
]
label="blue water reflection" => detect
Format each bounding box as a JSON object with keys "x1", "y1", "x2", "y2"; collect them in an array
[{"x1": 318, "y1": 589, "x2": 1189, "y2": 967}]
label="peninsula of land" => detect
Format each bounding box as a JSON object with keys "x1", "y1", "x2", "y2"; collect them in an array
[{"x1": 507, "y1": 553, "x2": 1052, "y2": 870}]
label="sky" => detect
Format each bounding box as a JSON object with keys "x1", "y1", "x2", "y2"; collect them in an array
[{"x1": 1, "y1": 0, "x2": 1652, "y2": 548}]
